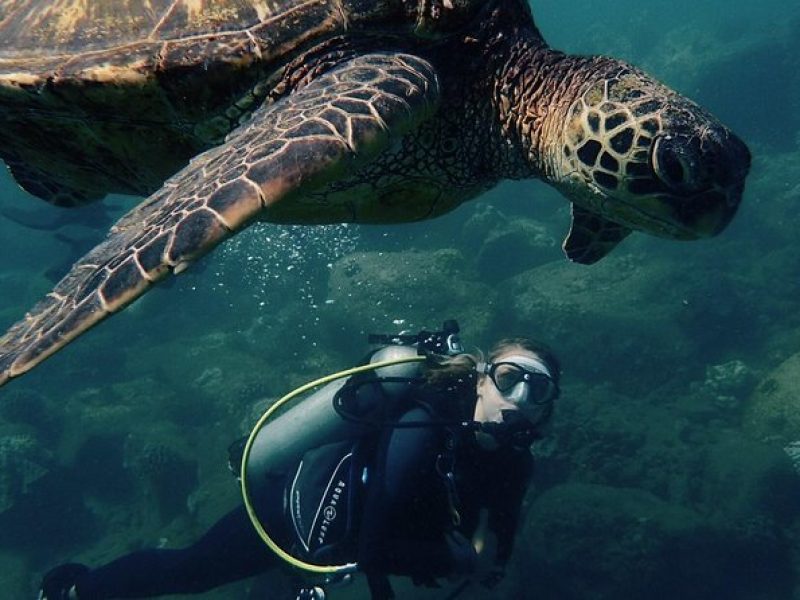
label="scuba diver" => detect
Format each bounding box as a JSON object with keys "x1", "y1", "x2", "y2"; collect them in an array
[{"x1": 39, "y1": 321, "x2": 561, "y2": 600}]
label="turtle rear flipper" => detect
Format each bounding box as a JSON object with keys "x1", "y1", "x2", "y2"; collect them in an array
[
  {"x1": 3, "y1": 156, "x2": 104, "y2": 207},
  {"x1": 0, "y1": 52, "x2": 440, "y2": 387}
]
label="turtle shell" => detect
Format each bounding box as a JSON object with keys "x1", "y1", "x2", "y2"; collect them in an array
[{"x1": 0, "y1": 0, "x2": 422, "y2": 203}]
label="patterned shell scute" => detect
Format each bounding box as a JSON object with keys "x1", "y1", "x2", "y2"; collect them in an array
[{"x1": 0, "y1": 0, "x2": 308, "y2": 55}]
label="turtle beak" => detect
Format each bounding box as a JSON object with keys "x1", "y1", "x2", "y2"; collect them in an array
[{"x1": 651, "y1": 128, "x2": 750, "y2": 239}]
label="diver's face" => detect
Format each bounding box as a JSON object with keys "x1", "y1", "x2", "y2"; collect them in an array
[{"x1": 475, "y1": 348, "x2": 556, "y2": 425}]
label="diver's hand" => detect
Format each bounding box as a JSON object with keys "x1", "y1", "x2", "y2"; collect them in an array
[
  {"x1": 411, "y1": 573, "x2": 440, "y2": 588},
  {"x1": 295, "y1": 586, "x2": 326, "y2": 600},
  {"x1": 445, "y1": 530, "x2": 478, "y2": 576},
  {"x1": 38, "y1": 563, "x2": 89, "y2": 599},
  {"x1": 226, "y1": 436, "x2": 248, "y2": 480},
  {"x1": 479, "y1": 566, "x2": 505, "y2": 589}
]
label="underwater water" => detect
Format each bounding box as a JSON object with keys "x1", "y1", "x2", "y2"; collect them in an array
[{"x1": 0, "y1": 0, "x2": 799, "y2": 598}]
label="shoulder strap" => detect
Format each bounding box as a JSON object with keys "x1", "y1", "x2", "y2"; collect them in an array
[{"x1": 435, "y1": 428, "x2": 463, "y2": 528}]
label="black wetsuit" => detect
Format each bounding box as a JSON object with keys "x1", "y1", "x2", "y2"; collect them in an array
[
  {"x1": 356, "y1": 405, "x2": 533, "y2": 599},
  {"x1": 73, "y1": 396, "x2": 532, "y2": 599}
]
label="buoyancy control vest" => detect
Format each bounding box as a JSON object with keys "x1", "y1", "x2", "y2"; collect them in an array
[
  {"x1": 239, "y1": 321, "x2": 477, "y2": 576},
  {"x1": 240, "y1": 346, "x2": 443, "y2": 575}
]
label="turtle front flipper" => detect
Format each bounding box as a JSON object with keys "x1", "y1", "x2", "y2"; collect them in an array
[
  {"x1": 563, "y1": 204, "x2": 632, "y2": 265},
  {"x1": 0, "y1": 53, "x2": 440, "y2": 387}
]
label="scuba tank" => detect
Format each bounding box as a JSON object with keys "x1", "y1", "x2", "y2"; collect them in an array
[
  {"x1": 240, "y1": 320, "x2": 465, "y2": 575},
  {"x1": 245, "y1": 320, "x2": 462, "y2": 477},
  {"x1": 244, "y1": 344, "x2": 421, "y2": 478}
]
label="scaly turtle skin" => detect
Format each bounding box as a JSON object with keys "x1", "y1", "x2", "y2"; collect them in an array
[{"x1": 0, "y1": 0, "x2": 750, "y2": 387}]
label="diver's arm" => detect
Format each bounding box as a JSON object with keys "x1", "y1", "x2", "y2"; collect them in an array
[
  {"x1": 357, "y1": 407, "x2": 476, "y2": 598},
  {"x1": 487, "y1": 449, "x2": 533, "y2": 566}
]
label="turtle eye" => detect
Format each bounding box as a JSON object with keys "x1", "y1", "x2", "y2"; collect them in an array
[
  {"x1": 657, "y1": 145, "x2": 685, "y2": 185},
  {"x1": 652, "y1": 134, "x2": 707, "y2": 192}
]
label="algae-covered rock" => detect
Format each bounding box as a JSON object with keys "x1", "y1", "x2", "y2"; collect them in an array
[
  {"x1": 540, "y1": 377, "x2": 800, "y2": 520},
  {"x1": 324, "y1": 248, "x2": 496, "y2": 349},
  {"x1": 502, "y1": 249, "x2": 764, "y2": 394},
  {"x1": 511, "y1": 482, "x2": 793, "y2": 600},
  {"x1": 124, "y1": 436, "x2": 198, "y2": 524},
  {"x1": 694, "y1": 359, "x2": 754, "y2": 411},
  {"x1": 698, "y1": 432, "x2": 800, "y2": 526},
  {"x1": 537, "y1": 381, "x2": 711, "y2": 506},
  {"x1": 461, "y1": 204, "x2": 559, "y2": 283},
  {"x1": 0, "y1": 387, "x2": 62, "y2": 439},
  {"x1": 744, "y1": 352, "x2": 800, "y2": 445},
  {"x1": 0, "y1": 427, "x2": 51, "y2": 514},
  {"x1": 503, "y1": 254, "x2": 694, "y2": 392}
]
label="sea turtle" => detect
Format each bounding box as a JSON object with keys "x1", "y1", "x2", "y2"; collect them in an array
[{"x1": 0, "y1": 0, "x2": 750, "y2": 387}]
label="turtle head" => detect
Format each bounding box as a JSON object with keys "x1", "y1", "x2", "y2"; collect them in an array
[{"x1": 546, "y1": 64, "x2": 750, "y2": 241}]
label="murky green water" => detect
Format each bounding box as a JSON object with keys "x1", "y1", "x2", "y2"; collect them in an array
[{"x1": 1, "y1": 1, "x2": 799, "y2": 598}]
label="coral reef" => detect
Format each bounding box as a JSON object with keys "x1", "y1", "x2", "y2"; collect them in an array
[
  {"x1": 125, "y1": 438, "x2": 199, "y2": 524},
  {"x1": 509, "y1": 483, "x2": 793, "y2": 600},
  {"x1": 745, "y1": 352, "x2": 800, "y2": 445},
  {"x1": 0, "y1": 428, "x2": 51, "y2": 515}
]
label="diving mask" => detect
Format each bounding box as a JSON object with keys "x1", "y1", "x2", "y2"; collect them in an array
[{"x1": 480, "y1": 354, "x2": 558, "y2": 408}]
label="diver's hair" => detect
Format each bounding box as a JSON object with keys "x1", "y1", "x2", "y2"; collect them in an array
[
  {"x1": 423, "y1": 352, "x2": 479, "y2": 385},
  {"x1": 422, "y1": 337, "x2": 560, "y2": 386},
  {"x1": 487, "y1": 337, "x2": 561, "y2": 386}
]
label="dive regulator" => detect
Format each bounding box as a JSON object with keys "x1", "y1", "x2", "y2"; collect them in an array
[{"x1": 368, "y1": 319, "x2": 464, "y2": 356}]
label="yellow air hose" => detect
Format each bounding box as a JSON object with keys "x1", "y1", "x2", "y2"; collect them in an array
[{"x1": 240, "y1": 355, "x2": 426, "y2": 575}]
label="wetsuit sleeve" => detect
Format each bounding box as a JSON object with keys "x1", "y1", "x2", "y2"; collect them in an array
[
  {"x1": 488, "y1": 450, "x2": 533, "y2": 565},
  {"x1": 357, "y1": 407, "x2": 476, "y2": 599},
  {"x1": 75, "y1": 506, "x2": 275, "y2": 598}
]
